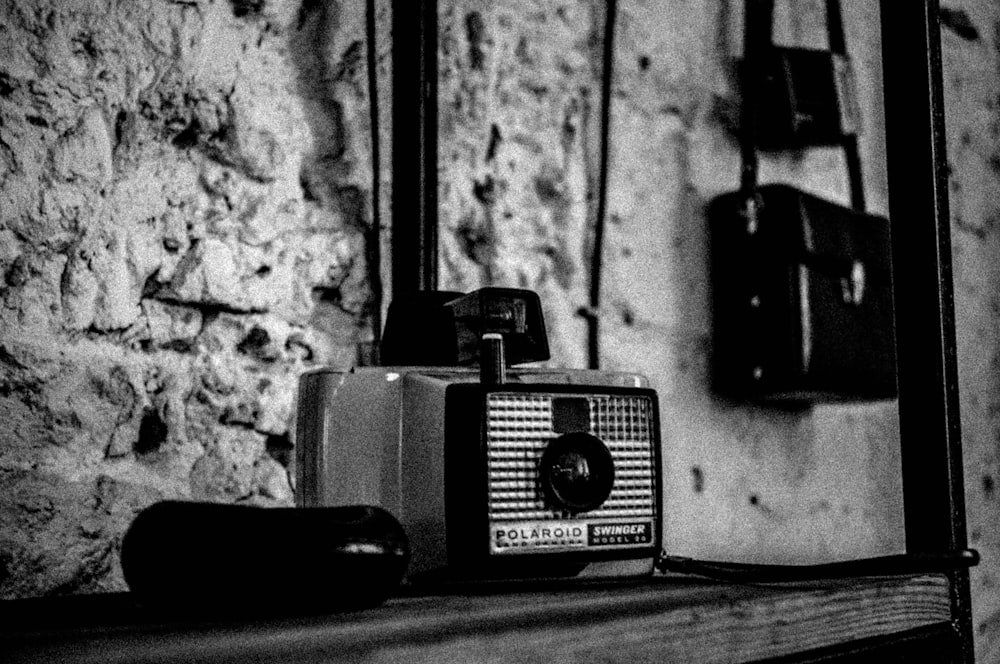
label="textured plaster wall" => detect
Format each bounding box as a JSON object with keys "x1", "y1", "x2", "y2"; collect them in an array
[
  {"x1": 940, "y1": 2, "x2": 1000, "y2": 661},
  {"x1": 438, "y1": 0, "x2": 903, "y2": 567},
  {"x1": 0, "y1": 0, "x2": 377, "y2": 597}
]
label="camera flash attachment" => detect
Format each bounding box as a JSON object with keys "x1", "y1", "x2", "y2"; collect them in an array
[
  {"x1": 379, "y1": 287, "x2": 549, "y2": 368},
  {"x1": 447, "y1": 287, "x2": 549, "y2": 366}
]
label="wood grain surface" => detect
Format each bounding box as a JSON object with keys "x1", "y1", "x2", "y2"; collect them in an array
[{"x1": 5, "y1": 574, "x2": 952, "y2": 664}]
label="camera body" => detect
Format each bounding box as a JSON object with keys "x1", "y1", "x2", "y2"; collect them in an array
[{"x1": 295, "y1": 289, "x2": 662, "y2": 583}]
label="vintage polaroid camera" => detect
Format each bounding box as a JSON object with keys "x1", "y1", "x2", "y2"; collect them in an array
[{"x1": 296, "y1": 288, "x2": 661, "y2": 583}]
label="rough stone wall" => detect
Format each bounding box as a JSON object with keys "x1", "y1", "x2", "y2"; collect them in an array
[
  {"x1": 438, "y1": 0, "x2": 602, "y2": 369},
  {"x1": 0, "y1": 0, "x2": 376, "y2": 598}
]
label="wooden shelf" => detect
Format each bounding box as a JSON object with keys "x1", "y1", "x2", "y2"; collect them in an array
[{"x1": 3, "y1": 574, "x2": 954, "y2": 663}]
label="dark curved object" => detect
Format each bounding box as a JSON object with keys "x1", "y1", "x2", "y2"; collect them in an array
[
  {"x1": 657, "y1": 549, "x2": 979, "y2": 583},
  {"x1": 121, "y1": 502, "x2": 409, "y2": 612}
]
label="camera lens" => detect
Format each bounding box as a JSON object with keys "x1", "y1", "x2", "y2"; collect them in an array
[{"x1": 539, "y1": 432, "x2": 615, "y2": 513}]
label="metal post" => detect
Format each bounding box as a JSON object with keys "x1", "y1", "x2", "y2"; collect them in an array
[
  {"x1": 880, "y1": 0, "x2": 973, "y2": 659},
  {"x1": 391, "y1": 0, "x2": 438, "y2": 296}
]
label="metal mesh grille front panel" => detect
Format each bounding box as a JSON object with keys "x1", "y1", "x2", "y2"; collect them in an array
[{"x1": 486, "y1": 392, "x2": 657, "y2": 522}]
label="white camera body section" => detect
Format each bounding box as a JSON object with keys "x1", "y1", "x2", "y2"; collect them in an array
[{"x1": 296, "y1": 365, "x2": 661, "y2": 583}]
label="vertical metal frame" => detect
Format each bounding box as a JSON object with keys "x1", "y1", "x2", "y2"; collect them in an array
[
  {"x1": 880, "y1": 0, "x2": 973, "y2": 659},
  {"x1": 391, "y1": 0, "x2": 439, "y2": 296}
]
